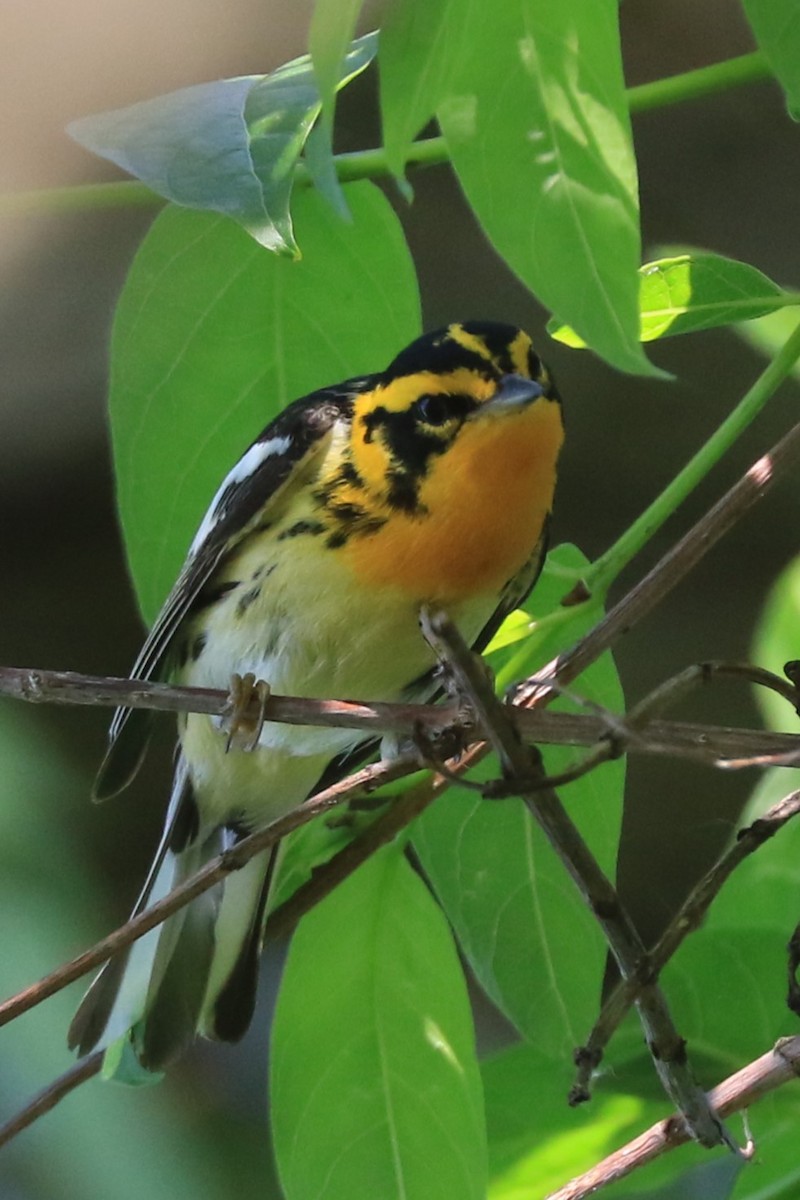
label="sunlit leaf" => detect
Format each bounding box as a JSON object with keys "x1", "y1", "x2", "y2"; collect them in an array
[
  {"x1": 438, "y1": 0, "x2": 655, "y2": 375},
  {"x1": 549, "y1": 252, "x2": 797, "y2": 346}
]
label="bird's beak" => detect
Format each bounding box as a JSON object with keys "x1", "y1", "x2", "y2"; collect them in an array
[{"x1": 478, "y1": 373, "x2": 546, "y2": 416}]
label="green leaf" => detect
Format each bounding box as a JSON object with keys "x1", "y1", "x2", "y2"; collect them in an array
[
  {"x1": 437, "y1": 0, "x2": 655, "y2": 376},
  {"x1": 379, "y1": 0, "x2": 462, "y2": 178},
  {"x1": 549, "y1": 252, "x2": 798, "y2": 346},
  {"x1": 68, "y1": 34, "x2": 377, "y2": 253},
  {"x1": 271, "y1": 844, "x2": 487, "y2": 1200},
  {"x1": 625, "y1": 1156, "x2": 743, "y2": 1199},
  {"x1": 751, "y1": 554, "x2": 800, "y2": 732},
  {"x1": 310, "y1": 0, "x2": 366, "y2": 121},
  {"x1": 108, "y1": 182, "x2": 420, "y2": 622},
  {"x1": 413, "y1": 545, "x2": 625, "y2": 1053},
  {"x1": 306, "y1": 14, "x2": 374, "y2": 217},
  {"x1": 743, "y1": 0, "x2": 800, "y2": 119},
  {"x1": 736, "y1": 307, "x2": 800, "y2": 368},
  {"x1": 483, "y1": 1042, "x2": 661, "y2": 1200}
]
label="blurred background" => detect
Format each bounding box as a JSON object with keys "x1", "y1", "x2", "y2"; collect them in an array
[{"x1": 0, "y1": 1, "x2": 798, "y2": 1195}]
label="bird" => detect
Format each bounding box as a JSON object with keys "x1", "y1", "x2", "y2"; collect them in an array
[{"x1": 68, "y1": 320, "x2": 564, "y2": 1070}]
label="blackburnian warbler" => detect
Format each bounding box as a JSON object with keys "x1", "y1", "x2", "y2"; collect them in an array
[{"x1": 69, "y1": 320, "x2": 564, "y2": 1069}]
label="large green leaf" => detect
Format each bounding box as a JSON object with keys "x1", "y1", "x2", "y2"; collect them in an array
[
  {"x1": 437, "y1": 0, "x2": 654, "y2": 375},
  {"x1": 108, "y1": 182, "x2": 421, "y2": 621},
  {"x1": 413, "y1": 545, "x2": 625, "y2": 1054},
  {"x1": 69, "y1": 34, "x2": 377, "y2": 253},
  {"x1": 271, "y1": 844, "x2": 487, "y2": 1200},
  {"x1": 549, "y1": 253, "x2": 798, "y2": 346},
  {"x1": 743, "y1": 0, "x2": 800, "y2": 119}
]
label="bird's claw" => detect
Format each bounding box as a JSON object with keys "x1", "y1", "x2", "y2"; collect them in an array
[{"x1": 223, "y1": 672, "x2": 271, "y2": 752}]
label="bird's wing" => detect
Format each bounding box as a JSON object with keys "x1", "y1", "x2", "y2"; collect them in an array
[{"x1": 95, "y1": 380, "x2": 372, "y2": 799}]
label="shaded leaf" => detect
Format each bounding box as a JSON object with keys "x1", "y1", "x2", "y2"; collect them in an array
[
  {"x1": 379, "y1": 0, "x2": 463, "y2": 177},
  {"x1": 271, "y1": 845, "x2": 487, "y2": 1200},
  {"x1": 751, "y1": 554, "x2": 800, "y2": 733},
  {"x1": 625, "y1": 1154, "x2": 743, "y2": 1199},
  {"x1": 69, "y1": 34, "x2": 377, "y2": 252},
  {"x1": 743, "y1": 0, "x2": 800, "y2": 119},
  {"x1": 108, "y1": 182, "x2": 420, "y2": 621},
  {"x1": 306, "y1": 11, "x2": 373, "y2": 217},
  {"x1": 736, "y1": 307, "x2": 800, "y2": 369},
  {"x1": 549, "y1": 252, "x2": 797, "y2": 346}
]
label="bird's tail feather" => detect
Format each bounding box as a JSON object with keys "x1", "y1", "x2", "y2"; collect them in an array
[{"x1": 69, "y1": 757, "x2": 279, "y2": 1071}]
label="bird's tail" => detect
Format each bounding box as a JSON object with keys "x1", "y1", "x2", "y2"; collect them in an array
[{"x1": 68, "y1": 757, "x2": 276, "y2": 1071}]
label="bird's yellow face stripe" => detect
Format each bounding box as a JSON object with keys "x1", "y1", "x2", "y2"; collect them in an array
[
  {"x1": 341, "y1": 393, "x2": 564, "y2": 601},
  {"x1": 350, "y1": 367, "x2": 495, "y2": 498}
]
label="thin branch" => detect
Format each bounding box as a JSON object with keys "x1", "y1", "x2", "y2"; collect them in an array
[
  {"x1": 548, "y1": 1036, "x2": 800, "y2": 1200},
  {"x1": 572, "y1": 789, "x2": 800, "y2": 1100},
  {"x1": 626, "y1": 661, "x2": 800, "y2": 727},
  {"x1": 0, "y1": 1052, "x2": 103, "y2": 1150},
  {"x1": 2, "y1": 664, "x2": 799, "y2": 768},
  {"x1": 419, "y1": 608, "x2": 730, "y2": 1151}
]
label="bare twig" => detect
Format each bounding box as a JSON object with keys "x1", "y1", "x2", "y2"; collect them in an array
[
  {"x1": 548, "y1": 1036, "x2": 800, "y2": 1200},
  {"x1": 572, "y1": 789, "x2": 800, "y2": 1099},
  {"x1": 627, "y1": 661, "x2": 800, "y2": 728},
  {"x1": 419, "y1": 608, "x2": 730, "y2": 1150},
  {"x1": 0, "y1": 1052, "x2": 103, "y2": 1150}
]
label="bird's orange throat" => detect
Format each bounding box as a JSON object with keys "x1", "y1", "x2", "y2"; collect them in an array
[{"x1": 342, "y1": 396, "x2": 564, "y2": 602}]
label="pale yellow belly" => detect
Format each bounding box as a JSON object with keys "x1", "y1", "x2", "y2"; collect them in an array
[{"x1": 177, "y1": 525, "x2": 497, "y2": 828}]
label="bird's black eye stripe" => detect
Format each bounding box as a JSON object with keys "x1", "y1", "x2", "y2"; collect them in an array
[{"x1": 415, "y1": 393, "x2": 474, "y2": 426}]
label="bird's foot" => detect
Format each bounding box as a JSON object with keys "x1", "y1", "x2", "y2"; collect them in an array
[{"x1": 223, "y1": 672, "x2": 271, "y2": 752}]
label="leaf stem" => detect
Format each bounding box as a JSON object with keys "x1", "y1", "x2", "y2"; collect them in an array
[
  {"x1": 0, "y1": 52, "x2": 774, "y2": 217},
  {"x1": 626, "y1": 50, "x2": 771, "y2": 114},
  {"x1": 586, "y1": 318, "x2": 800, "y2": 596}
]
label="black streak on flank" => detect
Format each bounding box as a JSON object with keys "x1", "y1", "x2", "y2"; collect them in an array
[
  {"x1": 191, "y1": 633, "x2": 207, "y2": 662},
  {"x1": 277, "y1": 519, "x2": 326, "y2": 541},
  {"x1": 189, "y1": 579, "x2": 239, "y2": 615},
  {"x1": 236, "y1": 586, "x2": 262, "y2": 617}
]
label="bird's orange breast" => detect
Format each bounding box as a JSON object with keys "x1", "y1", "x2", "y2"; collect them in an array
[{"x1": 341, "y1": 396, "x2": 564, "y2": 603}]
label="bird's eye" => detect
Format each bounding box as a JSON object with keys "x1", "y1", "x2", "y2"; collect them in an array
[{"x1": 416, "y1": 394, "x2": 454, "y2": 425}]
